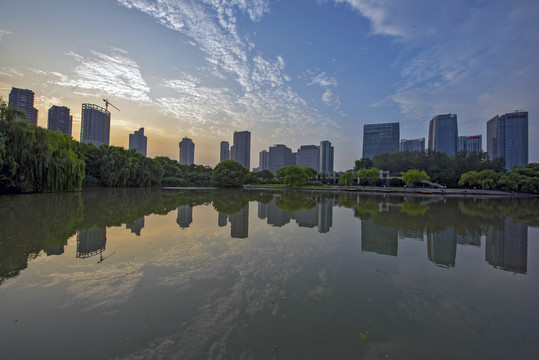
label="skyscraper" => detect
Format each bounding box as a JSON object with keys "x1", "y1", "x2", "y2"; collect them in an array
[
  {"x1": 80, "y1": 103, "x2": 110, "y2": 146},
  {"x1": 487, "y1": 111, "x2": 528, "y2": 171},
  {"x1": 258, "y1": 150, "x2": 269, "y2": 171},
  {"x1": 428, "y1": 114, "x2": 458, "y2": 156},
  {"x1": 400, "y1": 138, "x2": 425, "y2": 152},
  {"x1": 362, "y1": 122, "x2": 400, "y2": 159},
  {"x1": 296, "y1": 145, "x2": 320, "y2": 171},
  {"x1": 8, "y1": 87, "x2": 38, "y2": 125},
  {"x1": 319, "y1": 140, "x2": 334, "y2": 173},
  {"x1": 268, "y1": 144, "x2": 293, "y2": 174},
  {"x1": 458, "y1": 135, "x2": 482, "y2": 153},
  {"x1": 47, "y1": 105, "x2": 72, "y2": 136},
  {"x1": 129, "y1": 127, "x2": 147, "y2": 156},
  {"x1": 220, "y1": 141, "x2": 230, "y2": 162},
  {"x1": 179, "y1": 137, "x2": 195, "y2": 165},
  {"x1": 231, "y1": 130, "x2": 251, "y2": 170}
]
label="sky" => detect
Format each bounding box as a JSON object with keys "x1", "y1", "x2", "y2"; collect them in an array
[{"x1": 1, "y1": 0, "x2": 537, "y2": 170}]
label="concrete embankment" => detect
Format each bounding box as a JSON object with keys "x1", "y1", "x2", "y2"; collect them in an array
[{"x1": 244, "y1": 185, "x2": 535, "y2": 198}]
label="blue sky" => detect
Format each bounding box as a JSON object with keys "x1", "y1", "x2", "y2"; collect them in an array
[{"x1": 1, "y1": 0, "x2": 537, "y2": 170}]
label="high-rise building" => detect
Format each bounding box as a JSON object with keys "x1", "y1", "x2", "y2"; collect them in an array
[
  {"x1": 47, "y1": 105, "x2": 72, "y2": 136},
  {"x1": 428, "y1": 114, "x2": 458, "y2": 156},
  {"x1": 8, "y1": 87, "x2": 38, "y2": 125},
  {"x1": 319, "y1": 140, "x2": 334, "y2": 173},
  {"x1": 231, "y1": 130, "x2": 251, "y2": 170},
  {"x1": 179, "y1": 137, "x2": 195, "y2": 165},
  {"x1": 129, "y1": 127, "x2": 147, "y2": 156},
  {"x1": 220, "y1": 141, "x2": 230, "y2": 163},
  {"x1": 296, "y1": 145, "x2": 320, "y2": 171},
  {"x1": 400, "y1": 138, "x2": 425, "y2": 152},
  {"x1": 80, "y1": 103, "x2": 111, "y2": 146},
  {"x1": 258, "y1": 150, "x2": 269, "y2": 171},
  {"x1": 487, "y1": 111, "x2": 528, "y2": 171},
  {"x1": 458, "y1": 135, "x2": 482, "y2": 153},
  {"x1": 269, "y1": 144, "x2": 293, "y2": 174},
  {"x1": 363, "y1": 122, "x2": 400, "y2": 160}
]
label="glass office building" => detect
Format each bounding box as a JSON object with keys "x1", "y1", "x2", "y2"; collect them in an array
[
  {"x1": 487, "y1": 111, "x2": 528, "y2": 171},
  {"x1": 362, "y1": 122, "x2": 399, "y2": 159}
]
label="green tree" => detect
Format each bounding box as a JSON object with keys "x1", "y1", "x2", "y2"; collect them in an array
[
  {"x1": 276, "y1": 167, "x2": 287, "y2": 183},
  {"x1": 359, "y1": 167, "x2": 380, "y2": 187},
  {"x1": 338, "y1": 171, "x2": 355, "y2": 186},
  {"x1": 283, "y1": 165, "x2": 308, "y2": 187},
  {"x1": 401, "y1": 169, "x2": 430, "y2": 187},
  {"x1": 211, "y1": 160, "x2": 248, "y2": 187},
  {"x1": 354, "y1": 158, "x2": 373, "y2": 171},
  {"x1": 303, "y1": 167, "x2": 318, "y2": 181}
]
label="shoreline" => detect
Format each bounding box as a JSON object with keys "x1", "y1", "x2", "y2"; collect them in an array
[{"x1": 244, "y1": 185, "x2": 537, "y2": 198}]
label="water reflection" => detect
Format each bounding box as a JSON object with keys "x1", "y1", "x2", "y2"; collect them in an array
[
  {"x1": 0, "y1": 189, "x2": 537, "y2": 285},
  {"x1": 1, "y1": 189, "x2": 538, "y2": 359},
  {"x1": 177, "y1": 205, "x2": 193, "y2": 228},
  {"x1": 126, "y1": 216, "x2": 145, "y2": 236},
  {"x1": 76, "y1": 226, "x2": 106, "y2": 259}
]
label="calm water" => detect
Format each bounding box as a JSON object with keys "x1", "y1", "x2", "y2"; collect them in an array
[{"x1": 1, "y1": 188, "x2": 538, "y2": 359}]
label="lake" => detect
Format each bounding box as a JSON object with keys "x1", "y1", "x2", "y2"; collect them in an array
[{"x1": 1, "y1": 188, "x2": 538, "y2": 359}]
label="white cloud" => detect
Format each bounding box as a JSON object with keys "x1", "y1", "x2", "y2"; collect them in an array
[
  {"x1": 0, "y1": 29, "x2": 12, "y2": 41},
  {"x1": 308, "y1": 71, "x2": 338, "y2": 87},
  {"x1": 117, "y1": 0, "x2": 341, "y2": 141},
  {"x1": 55, "y1": 48, "x2": 151, "y2": 102},
  {"x1": 0, "y1": 66, "x2": 24, "y2": 78},
  {"x1": 337, "y1": 0, "x2": 539, "y2": 139}
]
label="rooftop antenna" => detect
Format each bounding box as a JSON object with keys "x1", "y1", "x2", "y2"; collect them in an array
[{"x1": 103, "y1": 98, "x2": 120, "y2": 112}]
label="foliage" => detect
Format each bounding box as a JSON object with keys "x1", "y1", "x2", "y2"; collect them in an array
[
  {"x1": 459, "y1": 164, "x2": 539, "y2": 193},
  {"x1": 257, "y1": 169, "x2": 275, "y2": 181},
  {"x1": 401, "y1": 169, "x2": 430, "y2": 187},
  {"x1": 1, "y1": 98, "x2": 85, "y2": 193},
  {"x1": 77, "y1": 143, "x2": 164, "y2": 187},
  {"x1": 211, "y1": 160, "x2": 248, "y2": 187},
  {"x1": 368, "y1": 150, "x2": 503, "y2": 188},
  {"x1": 338, "y1": 171, "x2": 356, "y2": 186},
  {"x1": 458, "y1": 170, "x2": 501, "y2": 190},
  {"x1": 303, "y1": 167, "x2": 318, "y2": 180},
  {"x1": 354, "y1": 158, "x2": 373, "y2": 171},
  {"x1": 282, "y1": 165, "x2": 308, "y2": 187},
  {"x1": 358, "y1": 167, "x2": 380, "y2": 187}
]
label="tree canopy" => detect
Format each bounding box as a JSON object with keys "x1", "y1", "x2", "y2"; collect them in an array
[{"x1": 211, "y1": 160, "x2": 248, "y2": 187}]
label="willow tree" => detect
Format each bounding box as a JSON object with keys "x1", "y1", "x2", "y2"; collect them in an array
[{"x1": 0, "y1": 98, "x2": 84, "y2": 194}]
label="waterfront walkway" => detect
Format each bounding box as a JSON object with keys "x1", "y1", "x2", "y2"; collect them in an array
[{"x1": 244, "y1": 185, "x2": 534, "y2": 198}]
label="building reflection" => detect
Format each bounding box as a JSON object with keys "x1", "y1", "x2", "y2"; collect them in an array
[
  {"x1": 456, "y1": 232, "x2": 481, "y2": 247},
  {"x1": 427, "y1": 228, "x2": 457, "y2": 268},
  {"x1": 258, "y1": 198, "x2": 333, "y2": 233},
  {"x1": 230, "y1": 203, "x2": 249, "y2": 239},
  {"x1": 126, "y1": 217, "x2": 145, "y2": 236},
  {"x1": 76, "y1": 226, "x2": 106, "y2": 259},
  {"x1": 318, "y1": 199, "x2": 333, "y2": 233},
  {"x1": 361, "y1": 220, "x2": 398, "y2": 256},
  {"x1": 291, "y1": 207, "x2": 317, "y2": 228},
  {"x1": 177, "y1": 205, "x2": 193, "y2": 229},
  {"x1": 398, "y1": 229, "x2": 424, "y2": 241},
  {"x1": 218, "y1": 212, "x2": 228, "y2": 227},
  {"x1": 485, "y1": 218, "x2": 527, "y2": 274}
]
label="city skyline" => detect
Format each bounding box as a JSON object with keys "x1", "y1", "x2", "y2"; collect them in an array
[{"x1": 1, "y1": 1, "x2": 537, "y2": 169}]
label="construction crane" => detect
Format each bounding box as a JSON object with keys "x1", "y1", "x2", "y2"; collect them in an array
[{"x1": 103, "y1": 98, "x2": 120, "y2": 112}]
